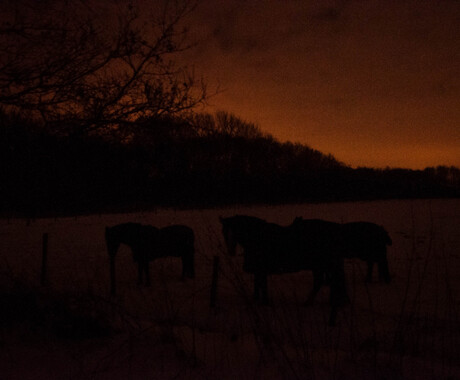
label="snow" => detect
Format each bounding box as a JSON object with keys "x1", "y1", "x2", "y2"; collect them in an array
[{"x1": 1, "y1": 198, "x2": 459, "y2": 379}]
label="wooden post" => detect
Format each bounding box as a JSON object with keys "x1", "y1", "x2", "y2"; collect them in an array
[
  {"x1": 110, "y1": 256, "x2": 116, "y2": 296},
  {"x1": 210, "y1": 256, "x2": 220, "y2": 307},
  {"x1": 40, "y1": 233, "x2": 48, "y2": 286}
]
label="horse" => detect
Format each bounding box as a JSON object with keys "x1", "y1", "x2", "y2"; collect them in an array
[
  {"x1": 219, "y1": 215, "x2": 348, "y2": 326},
  {"x1": 341, "y1": 221, "x2": 392, "y2": 283},
  {"x1": 105, "y1": 222, "x2": 195, "y2": 295},
  {"x1": 292, "y1": 218, "x2": 392, "y2": 283}
]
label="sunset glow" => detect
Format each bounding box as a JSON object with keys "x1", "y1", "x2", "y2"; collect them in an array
[
  {"x1": 186, "y1": 0, "x2": 460, "y2": 168},
  {"x1": 1, "y1": 3, "x2": 460, "y2": 377}
]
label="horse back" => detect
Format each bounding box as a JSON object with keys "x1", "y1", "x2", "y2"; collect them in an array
[
  {"x1": 106, "y1": 222, "x2": 144, "y2": 252},
  {"x1": 221, "y1": 215, "x2": 267, "y2": 251},
  {"x1": 290, "y1": 219, "x2": 342, "y2": 257},
  {"x1": 106, "y1": 222, "x2": 142, "y2": 239},
  {"x1": 244, "y1": 222, "x2": 319, "y2": 274}
]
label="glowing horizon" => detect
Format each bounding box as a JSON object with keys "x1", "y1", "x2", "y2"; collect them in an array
[{"x1": 185, "y1": 0, "x2": 460, "y2": 169}]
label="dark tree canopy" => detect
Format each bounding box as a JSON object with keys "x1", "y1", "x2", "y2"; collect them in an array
[{"x1": 0, "y1": 0, "x2": 207, "y2": 136}]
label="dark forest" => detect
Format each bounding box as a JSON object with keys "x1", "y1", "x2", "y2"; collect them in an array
[
  {"x1": 2, "y1": 109, "x2": 459, "y2": 218},
  {"x1": 1, "y1": 1, "x2": 458, "y2": 218}
]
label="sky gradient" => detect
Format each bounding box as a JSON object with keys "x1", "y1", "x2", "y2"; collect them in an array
[{"x1": 184, "y1": 0, "x2": 459, "y2": 169}]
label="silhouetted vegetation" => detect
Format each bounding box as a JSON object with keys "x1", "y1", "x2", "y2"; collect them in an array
[
  {"x1": 1, "y1": 1, "x2": 458, "y2": 217},
  {"x1": 1, "y1": 108, "x2": 459, "y2": 217},
  {"x1": 0, "y1": 1, "x2": 207, "y2": 134}
]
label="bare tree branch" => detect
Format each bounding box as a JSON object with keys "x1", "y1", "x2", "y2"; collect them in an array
[{"x1": 0, "y1": 0, "x2": 207, "y2": 136}]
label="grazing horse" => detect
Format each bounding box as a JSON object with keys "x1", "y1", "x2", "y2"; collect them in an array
[
  {"x1": 292, "y1": 218, "x2": 392, "y2": 283},
  {"x1": 219, "y1": 215, "x2": 348, "y2": 326},
  {"x1": 105, "y1": 222, "x2": 195, "y2": 295},
  {"x1": 341, "y1": 221, "x2": 392, "y2": 283}
]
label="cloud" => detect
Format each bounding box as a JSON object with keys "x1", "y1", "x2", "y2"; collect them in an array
[
  {"x1": 186, "y1": 0, "x2": 460, "y2": 168},
  {"x1": 312, "y1": 6, "x2": 343, "y2": 21},
  {"x1": 194, "y1": 1, "x2": 349, "y2": 55}
]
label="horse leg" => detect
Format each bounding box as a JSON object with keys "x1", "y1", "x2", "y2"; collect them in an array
[
  {"x1": 365, "y1": 260, "x2": 374, "y2": 282},
  {"x1": 180, "y1": 256, "x2": 186, "y2": 280},
  {"x1": 253, "y1": 271, "x2": 269, "y2": 304},
  {"x1": 106, "y1": 231, "x2": 119, "y2": 295},
  {"x1": 260, "y1": 273, "x2": 269, "y2": 305},
  {"x1": 329, "y1": 301, "x2": 338, "y2": 326},
  {"x1": 109, "y1": 255, "x2": 116, "y2": 296},
  {"x1": 180, "y1": 247, "x2": 195, "y2": 280},
  {"x1": 137, "y1": 262, "x2": 143, "y2": 285},
  {"x1": 328, "y1": 285, "x2": 345, "y2": 326},
  {"x1": 253, "y1": 273, "x2": 260, "y2": 301},
  {"x1": 378, "y1": 256, "x2": 391, "y2": 283},
  {"x1": 305, "y1": 269, "x2": 324, "y2": 305},
  {"x1": 144, "y1": 262, "x2": 151, "y2": 286},
  {"x1": 328, "y1": 260, "x2": 349, "y2": 326},
  {"x1": 189, "y1": 250, "x2": 195, "y2": 278},
  {"x1": 180, "y1": 254, "x2": 190, "y2": 280}
]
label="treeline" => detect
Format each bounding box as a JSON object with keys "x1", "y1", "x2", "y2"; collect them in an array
[{"x1": 1, "y1": 110, "x2": 459, "y2": 217}]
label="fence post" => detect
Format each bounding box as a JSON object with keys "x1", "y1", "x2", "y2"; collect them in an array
[
  {"x1": 210, "y1": 256, "x2": 220, "y2": 307},
  {"x1": 40, "y1": 233, "x2": 48, "y2": 286}
]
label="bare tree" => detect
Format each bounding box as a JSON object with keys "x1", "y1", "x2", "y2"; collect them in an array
[
  {"x1": 191, "y1": 111, "x2": 265, "y2": 139},
  {"x1": 0, "y1": 0, "x2": 207, "y2": 136}
]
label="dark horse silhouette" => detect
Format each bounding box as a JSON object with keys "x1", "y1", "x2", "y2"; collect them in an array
[
  {"x1": 219, "y1": 215, "x2": 348, "y2": 326},
  {"x1": 105, "y1": 222, "x2": 194, "y2": 295},
  {"x1": 341, "y1": 221, "x2": 392, "y2": 283},
  {"x1": 293, "y1": 218, "x2": 392, "y2": 283}
]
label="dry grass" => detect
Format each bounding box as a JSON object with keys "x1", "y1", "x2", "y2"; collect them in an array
[{"x1": 0, "y1": 199, "x2": 459, "y2": 379}]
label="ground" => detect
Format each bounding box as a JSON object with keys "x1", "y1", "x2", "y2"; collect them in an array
[{"x1": 1, "y1": 199, "x2": 459, "y2": 379}]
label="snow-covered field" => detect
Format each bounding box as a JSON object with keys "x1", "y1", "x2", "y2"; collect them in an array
[{"x1": 1, "y1": 199, "x2": 459, "y2": 379}]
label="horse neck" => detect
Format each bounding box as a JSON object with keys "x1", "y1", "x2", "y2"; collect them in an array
[
  {"x1": 234, "y1": 224, "x2": 263, "y2": 249},
  {"x1": 109, "y1": 227, "x2": 140, "y2": 252}
]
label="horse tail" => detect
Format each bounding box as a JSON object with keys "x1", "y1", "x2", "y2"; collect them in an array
[
  {"x1": 105, "y1": 226, "x2": 110, "y2": 243},
  {"x1": 105, "y1": 226, "x2": 115, "y2": 257},
  {"x1": 381, "y1": 227, "x2": 392, "y2": 246}
]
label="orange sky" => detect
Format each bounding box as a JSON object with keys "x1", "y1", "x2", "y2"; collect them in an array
[{"x1": 184, "y1": 0, "x2": 459, "y2": 169}]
